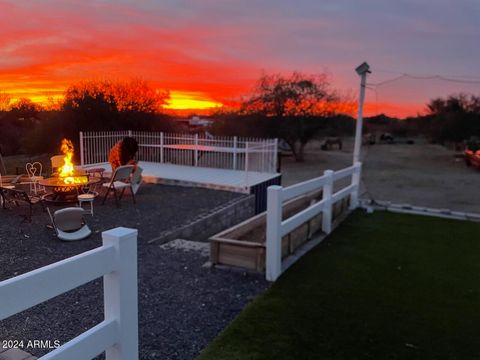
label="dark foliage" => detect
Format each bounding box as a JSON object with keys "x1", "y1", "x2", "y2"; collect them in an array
[
  {"x1": 0, "y1": 80, "x2": 179, "y2": 156},
  {"x1": 423, "y1": 94, "x2": 480, "y2": 143}
]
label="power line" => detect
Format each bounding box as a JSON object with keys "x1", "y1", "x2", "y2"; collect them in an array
[
  {"x1": 373, "y1": 68, "x2": 480, "y2": 80},
  {"x1": 368, "y1": 74, "x2": 406, "y2": 88},
  {"x1": 368, "y1": 73, "x2": 480, "y2": 88},
  {"x1": 361, "y1": 67, "x2": 480, "y2": 117}
]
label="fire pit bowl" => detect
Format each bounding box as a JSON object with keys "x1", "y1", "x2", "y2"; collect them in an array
[{"x1": 40, "y1": 176, "x2": 101, "y2": 204}]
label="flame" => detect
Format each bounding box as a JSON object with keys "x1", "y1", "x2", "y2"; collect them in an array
[
  {"x1": 59, "y1": 139, "x2": 75, "y2": 179},
  {"x1": 58, "y1": 139, "x2": 87, "y2": 185}
]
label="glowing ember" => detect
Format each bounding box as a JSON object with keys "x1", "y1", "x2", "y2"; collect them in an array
[{"x1": 58, "y1": 139, "x2": 88, "y2": 185}]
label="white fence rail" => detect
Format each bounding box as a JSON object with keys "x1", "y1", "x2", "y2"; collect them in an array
[
  {"x1": 0, "y1": 227, "x2": 139, "y2": 360},
  {"x1": 80, "y1": 131, "x2": 278, "y2": 174},
  {"x1": 266, "y1": 162, "x2": 362, "y2": 281}
]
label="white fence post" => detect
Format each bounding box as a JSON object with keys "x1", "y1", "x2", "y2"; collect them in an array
[
  {"x1": 79, "y1": 131, "x2": 85, "y2": 166},
  {"x1": 194, "y1": 133, "x2": 199, "y2": 167},
  {"x1": 322, "y1": 170, "x2": 334, "y2": 234},
  {"x1": 350, "y1": 161, "x2": 362, "y2": 210},
  {"x1": 266, "y1": 185, "x2": 283, "y2": 281},
  {"x1": 244, "y1": 142, "x2": 249, "y2": 187},
  {"x1": 160, "y1": 132, "x2": 164, "y2": 163},
  {"x1": 128, "y1": 130, "x2": 132, "y2": 137},
  {"x1": 233, "y1": 136, "x2": 238, "y2": 170},
  {"x1": 102, "y1": 227, "x2": 139, "y2": 360},
  {"x1": 273, "y1": 138, "x2": 278, "y2": 173}
]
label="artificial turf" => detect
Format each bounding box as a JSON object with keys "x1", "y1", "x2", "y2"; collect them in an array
[{"x1": 198, "y1": 210, "x2": 480, "y2": 360}]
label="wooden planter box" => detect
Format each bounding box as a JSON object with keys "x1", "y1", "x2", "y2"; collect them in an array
[{"x1": 210, "y1": 189, "x2": 350, "y2": 272}]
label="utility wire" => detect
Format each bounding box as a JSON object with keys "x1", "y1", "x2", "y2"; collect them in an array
[
  {"x1": 373, "y1": 68, "x2": 480, "y2": 80},
  {"x1": 368, "y1": 73, "x2": 480, "y2": 88},
  {"x1": 364, "y1": 69, "x2": 480, "y2": 116}
]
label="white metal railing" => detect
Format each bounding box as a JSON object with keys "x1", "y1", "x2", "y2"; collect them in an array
[
  {"x1": 0, "y1": 227, "x2": 139, "y2": 360},
  {"x1": 80, "y1": 131, "x2": 278, "y2": 175},
  {"x1": 266, "y1": 162, "x2": 362, "y2": 281}
]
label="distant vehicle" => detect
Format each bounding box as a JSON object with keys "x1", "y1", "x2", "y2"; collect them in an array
[
  {"x1": 464, "y1": 149, "x2": 480, "y2": 168},
  {"x1": 278, "y1": 139, "x2": 292, "y2": 152},
  {"x1": 464, "y1": 139, "x2": 480, "y2": 169},
  {"x1": 464, "y1": 138, "x2": 480, "y2": 168},
  {"x1": 379, "y1": 133, "x2": 394, "y2": 144},
  {"x1": 363, "y1": 133, "x2": 376, "y2": 145}
]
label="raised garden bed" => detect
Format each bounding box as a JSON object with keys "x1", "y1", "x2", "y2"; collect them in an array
[{"x1": 210, "y1": 189, "x2": 350, "y2": 272}]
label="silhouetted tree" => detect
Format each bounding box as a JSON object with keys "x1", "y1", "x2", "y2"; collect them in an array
[
  {"x1": 239, "y1": 72, "x2": 353, "y2": 161},
  {"x1": 425, "y1": 93, "x2": 480, "y2": 143},
  {"x1": 61, "y1": 79, "x2": 173, "y2": 141},
  {"x1": 10, "y1": 98, "x2": 41, "y2": 122}
]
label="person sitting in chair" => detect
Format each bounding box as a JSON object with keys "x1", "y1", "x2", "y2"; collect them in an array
[{"x1": 108, "y1": 137, "x2": 139, "y2": 172}]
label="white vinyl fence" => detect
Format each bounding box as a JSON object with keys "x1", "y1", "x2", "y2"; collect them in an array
[
  {"x1": 266, "y1": 162, "x2": 362, "y2": 281},
  {"x1": 0, "y1": 227, "x2": 139, "y2": 360},
  {"x1": 80, "y1": 131, "x2": 278, "y2": 174}
]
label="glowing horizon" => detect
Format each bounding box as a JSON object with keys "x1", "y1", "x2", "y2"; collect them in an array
[
  {"x1": 1, "y1": 1, "x2": 479, "y2": 118},
  {"x1": 164, "y1": 91, "x2": 222, "y2": 110},
  {"x1": 6, "y1": 89, "x2": 222, "y2": 112},
  {"x1": 0, "y1": 90, "x2": 447, "y2": 119}
]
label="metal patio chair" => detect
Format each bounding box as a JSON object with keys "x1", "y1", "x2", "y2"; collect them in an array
[
  {"x1": 77, "y1": 180, "x2": 100, "y2": 216},
  {"x1": 0, "y1": 187, "x2": 45, "y2": 222},
  {"x1": 50, "y1": 155, "x2": 64, "y2": 176},
  {"x1": 131, "y1": 166, "x2": 143, "y2": 195},
  {"x1": 101, "y1": 164, "x2": 135, "y2": 206},
  {"x1": 0, "y1": 174, "x2": 16, "y2": 190},
  {"x1": 47, "y1": 207, "x2": 92, "y2": 241},
  {"x1": 25, "y1": 162, "x2": 45, "y2": 194}
]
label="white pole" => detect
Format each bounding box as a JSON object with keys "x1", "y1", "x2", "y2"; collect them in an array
[
  {"x1": 266, "y1": 185, "x2": 283, "y2": 281},
  {"x1": 353, "y1": 63, "x2": 370, "y2": 164},
  {"x1": 102, "y1": 227, "x2": 139, "y2": 360}
]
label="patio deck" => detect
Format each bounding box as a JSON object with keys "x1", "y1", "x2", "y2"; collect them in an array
[{"x1": 82, "y1": 161, "x2": 280, "y2": 194}]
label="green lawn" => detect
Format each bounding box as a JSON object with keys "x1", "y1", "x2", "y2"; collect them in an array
[{"x1": 198, "y1": 210, "x2": 480, "y2": 360}]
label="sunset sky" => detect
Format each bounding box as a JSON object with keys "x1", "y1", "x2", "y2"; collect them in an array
[{"x1": 1, "y1": 0, "x2": 479, "y2": 117}]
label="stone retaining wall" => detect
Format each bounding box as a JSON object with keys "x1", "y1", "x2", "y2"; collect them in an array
[{"x1": 148, "y1": 195, "x2": 255, "y2": 244}]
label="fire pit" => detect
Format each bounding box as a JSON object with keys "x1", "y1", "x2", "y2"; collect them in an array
[
  {"x1": 40, "y1": 139, "x2": 102, "y2": 204},
  {"x1": 40, "y1": 176, "x2": 101, "y2": 203}
]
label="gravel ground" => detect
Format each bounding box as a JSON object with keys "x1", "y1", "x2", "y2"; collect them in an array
[{"x1": 0, "y1": 184, "x2": 268, "y2": 359}]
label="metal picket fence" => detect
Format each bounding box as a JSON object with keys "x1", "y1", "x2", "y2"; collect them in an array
[{"x1": 80, "y1": 131, "x2": 278, "y2": 175}]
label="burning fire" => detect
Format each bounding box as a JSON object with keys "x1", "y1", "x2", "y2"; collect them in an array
[{"x1": 59, "y1": 139, "x2": 87, "y2": 185}]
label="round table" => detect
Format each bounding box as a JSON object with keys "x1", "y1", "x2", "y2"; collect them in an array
[{"x1": 40, "y1": 176, "x2": 101, "y2": 204}]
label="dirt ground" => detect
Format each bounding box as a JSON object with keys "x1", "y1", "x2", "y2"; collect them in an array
[{"x1": 281, "y1": 138, "x2": 480, "y2": 214}]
